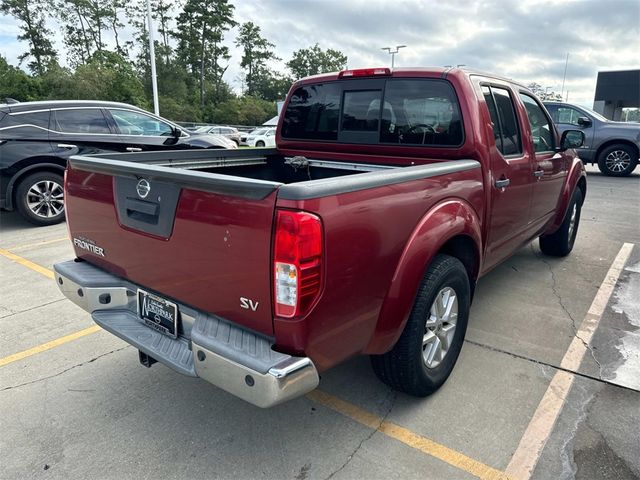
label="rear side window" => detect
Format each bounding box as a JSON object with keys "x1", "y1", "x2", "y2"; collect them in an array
[
  {"x1": 54, "y1": 109, "x2": 111, "y2": 134},
  {"x1": 482, "y1": 86, "x2": 522, "y2": 156},
  {"x1": 380, "y1": 80, "x2": 463, "y2": 146},
  {"x1": 282, "y1": 83, "x2": 341, "y2": 140},
  {"x1": 2, "y1": 111, "x2": 50, "y2": 129}
]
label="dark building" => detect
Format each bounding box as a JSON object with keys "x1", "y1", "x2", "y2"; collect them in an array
[{"x1": 593, "y1": 69, "x2": 640, "y2": 120}]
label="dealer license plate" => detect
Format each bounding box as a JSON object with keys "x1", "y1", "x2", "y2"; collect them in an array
[{"x1": 138, "y1": 289, "x2": 178, "y2": 338}]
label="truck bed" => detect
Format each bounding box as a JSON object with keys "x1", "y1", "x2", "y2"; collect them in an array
[{"x1": 64, "y1": 147, "x2": 481, "y2": 352}]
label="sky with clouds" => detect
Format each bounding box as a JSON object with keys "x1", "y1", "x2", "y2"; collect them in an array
[{"x1": 1, "y1": 0, "x2": 639, "y2": 107}]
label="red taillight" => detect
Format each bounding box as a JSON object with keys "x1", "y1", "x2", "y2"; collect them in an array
[
  {"x1": 338, "y1": 68, "x2": 391, "y2": 78},
  {"x1": 273, "y1": 210, "x2": 323, "y2": 318}
]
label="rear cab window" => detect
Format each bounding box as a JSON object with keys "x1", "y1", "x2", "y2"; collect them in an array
[{"x1": 282, "y1": 78, "x2": 463, "y2": 147}]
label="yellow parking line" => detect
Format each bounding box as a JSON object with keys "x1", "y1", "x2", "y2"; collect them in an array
[
  {"x1": 7, "y1": 236, "x2": 69, "y2": 252},
  {"x1": 0, "y1": 325, "x2": 101, "y2": 368},
  {"x1": 307, "y1": 390, "x2": 511, "y2": 480},
  {"x1": 0, "y1": 247, "x2": 54, "y2": 279},
  {"x1": 0, "y1": 239, "x2": 510, "y2": 479}
]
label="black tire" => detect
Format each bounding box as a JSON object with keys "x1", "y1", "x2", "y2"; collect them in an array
[
  {"x1": 371, "y1": 254, "x2": 470, "y2": 397},
  {"x1": 539, "y1": 187, "x2": 583, "y2": 257},
  {"x1": 14, "y1": 171, "x2": 65, "y2": 226},
  {"x1": 597, "y1": 144, "x2": 638, "y2": 177},
  {"x1": 255, "y1": 141, "x2": 265, "y2": 147}
]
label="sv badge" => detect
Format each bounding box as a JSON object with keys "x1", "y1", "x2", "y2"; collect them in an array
[{"x1": 240, "y1": 297, "x2": 259, "y2": 312}]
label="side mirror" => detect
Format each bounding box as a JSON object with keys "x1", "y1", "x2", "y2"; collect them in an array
[
  {"x1": 164, "y1": 127, "x2": 182, "y2": 145},
  {"x1": 577, "y1": 116, "x2": 592, "y2": 127},
  {"x1": 560, "y1": 130, "x2": 584, "y2": 151}
]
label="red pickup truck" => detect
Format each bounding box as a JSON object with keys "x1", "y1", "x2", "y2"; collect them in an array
[{"x1": 54, "y1": 67, "x2": 587, "y2": 407}]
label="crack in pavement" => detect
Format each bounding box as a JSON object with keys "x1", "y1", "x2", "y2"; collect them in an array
[
  {"x1": 530, "y1": 243, "x2": 604, "y2": 378},
  {"x1": 1, "y1": 346, "x2": 130, "y2": 392},
  {"x1": 0, "y1": 298, "x2": 66, "y2": 320},
  {"x1": 325, "y1": 390, "x2": 397, "y2": 480},
  {"x1": 464, "y1": 339, "x2": 640, "y2": 393}
]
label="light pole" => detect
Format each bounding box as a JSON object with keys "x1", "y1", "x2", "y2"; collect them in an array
[
  {"x1": 146, "y1": 0, "x2": 159, "y2": 115},
  {"x1": 381, "y1": 45, "x2": 406, "y2": 68}
]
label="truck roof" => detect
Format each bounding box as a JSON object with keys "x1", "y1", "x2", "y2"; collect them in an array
[{"x1": 294, "y1": 67, "x2": 530, "y2": 91}]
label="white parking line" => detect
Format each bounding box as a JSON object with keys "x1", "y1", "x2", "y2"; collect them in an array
[{"x1": 505, "y1": 242, "x2": 634, "y2": 480}]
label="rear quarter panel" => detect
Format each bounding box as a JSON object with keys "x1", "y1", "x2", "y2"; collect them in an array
[{"x1": 274, "y1": 166, "x2": 485, "y2": 371}]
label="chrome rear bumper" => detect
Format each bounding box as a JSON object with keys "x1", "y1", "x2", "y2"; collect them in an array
[{"x1": 53, "y1": 260, "x2": 319, "y2": 408}]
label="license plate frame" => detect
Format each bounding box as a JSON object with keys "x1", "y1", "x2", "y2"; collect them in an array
[{"x1": 137, "y1": 289, "x2": 179, "y2": 339}]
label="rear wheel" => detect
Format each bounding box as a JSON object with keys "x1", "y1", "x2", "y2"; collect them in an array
[
  {"x1": 539, "y1": 187, "x2": 583, "y2": 257},
  {"x1": 14, "y1": 171, "x2": 65, "y2": 226},
  {"x1": 597, "y1": 144, "x2": 638, "y2": 177},
  {"x1": 371, "y1": 254, "x2": 470, "y2": 396},
  {"x1": 255, "y1": 140, "x2": 265, "y2": 147}
]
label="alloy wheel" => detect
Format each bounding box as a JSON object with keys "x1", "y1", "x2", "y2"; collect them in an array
[
  {"x1": 26, "y1": 180, "x2": 64, "y2": 219},
  {"x1": 605, "y1": 150, "x2": 631, "y2": 173},
  {"x1": 422, "y1": 286, "x2": 458, "y2": 369}
]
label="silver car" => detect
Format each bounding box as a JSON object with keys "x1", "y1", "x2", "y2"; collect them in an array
[{"x1": 194, "y1": 125, "x2": 242, "y2": 146}]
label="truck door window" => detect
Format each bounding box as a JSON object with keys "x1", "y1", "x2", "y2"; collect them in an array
[
  {"x1": 482, "y1": 86, "x2": 522, "y2": 156},
  {"x1": 281, "y1": 83, "x2": 341, "y2": 140},
  {"x1": 380, "y1": 79, "x2": 463, "y2": 146},
  {"x1": 553, "y1": 106, "x2": 583, "y2": 126},
  {"x1": 518, "y1": 94, "x2": 555, "y2": 152}
]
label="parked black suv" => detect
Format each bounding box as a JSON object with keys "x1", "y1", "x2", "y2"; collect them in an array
[
  {"x1": 0, "y1": 100, "x2": 232, "y2": 226},
  {"x1": 544, "y1": 101, "x2": 640, "y2": 177}
]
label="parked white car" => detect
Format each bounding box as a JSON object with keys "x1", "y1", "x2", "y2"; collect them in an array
[{"x1": 246, "y1": 128, "x2": 276, "y2": 147}]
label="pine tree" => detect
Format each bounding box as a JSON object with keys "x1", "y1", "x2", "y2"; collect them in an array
[
  {"x1": 0, "y1": 0, "x2": 57, "y2": 75},
  {"x1": 235, "y1": 22, "x2": 279, "y2": 97}
]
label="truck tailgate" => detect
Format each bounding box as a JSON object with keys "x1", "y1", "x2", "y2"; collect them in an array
[{"x1": 65, "y1": 156, "x2": 282, "y2": 336}]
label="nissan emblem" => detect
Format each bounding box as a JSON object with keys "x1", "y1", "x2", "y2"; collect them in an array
[{"x1": 136, "y1": 179, "x2": 151, "y2": 199}]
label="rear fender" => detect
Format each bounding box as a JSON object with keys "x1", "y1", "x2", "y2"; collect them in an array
[
  {"x1": 544, "y1": 158, "x2": 586, "y2": 235},
  {"x1": 364, "y1": 199, "x2": 482, "y2": 354}
]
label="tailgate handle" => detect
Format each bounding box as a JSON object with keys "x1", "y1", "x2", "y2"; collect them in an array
[{"x1": 125, "y1": 197, "x2": 159, "y2": 223}]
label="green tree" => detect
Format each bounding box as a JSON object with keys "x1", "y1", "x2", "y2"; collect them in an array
[
  {"x1": 287, "y1": 44, "x2": 347, "y2": 80},
  {"x1": 252, "y1": 69, "x2": 291, "y2": 102},
  {"x1": 153, "y1": 0, "x2": 174, "y2": 66},
  {"x1": 57, "y1": 0, "x2": 120, "y2": 66},
  {"x1": 209, "y1": 95, "x2": 276, "y2": 125},
  {"x1": 527, "y1": 83, "x2": 563, "y2": 102},
  {"x1": 0, "y1": 55, "x2": 39, "y2": 100},
  {"x1": 0, "y1": 0, "x2": 57, "y2": 75},
  {"x1": 173, "y1": 0, "x2": 236, "y2": 109},
  {"x1": 235, "y1": 21, "x2": 279, "y2": 97},
  {"x1": 71, "y1": 51, "x2": 147, "y2": 106}
]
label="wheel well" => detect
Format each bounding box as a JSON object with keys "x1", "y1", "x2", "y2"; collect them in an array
[
  {"x1": 8, "y1": 158, "x2": 66, "y2": 209},
  {"x1": 595, "y1": 139, "x2": 639, "y2": 162},
  {"x1": 577, "y1": 176, "x2": 587, "y2": 204},
  {"x1": 438, "y1": 235, "x2": 479, "y2": 299}
]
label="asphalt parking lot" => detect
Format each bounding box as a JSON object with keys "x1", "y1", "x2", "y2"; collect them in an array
[{"x1": 1, "y1": 165, "x2": 639, "y2": 480}]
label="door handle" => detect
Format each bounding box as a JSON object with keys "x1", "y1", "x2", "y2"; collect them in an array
[
  {"x1": 494, "y1": 178, "x2": 510, "y2": 189},
  {"x1": 57, "y1": 144, "x2": 76, "y2": 149},
  {"x1": 126, "y1": 147, "x2": 143, "y2": 152},
  {"x1": 533, "y1": 169, "x2": 544, "y2": 178}
]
